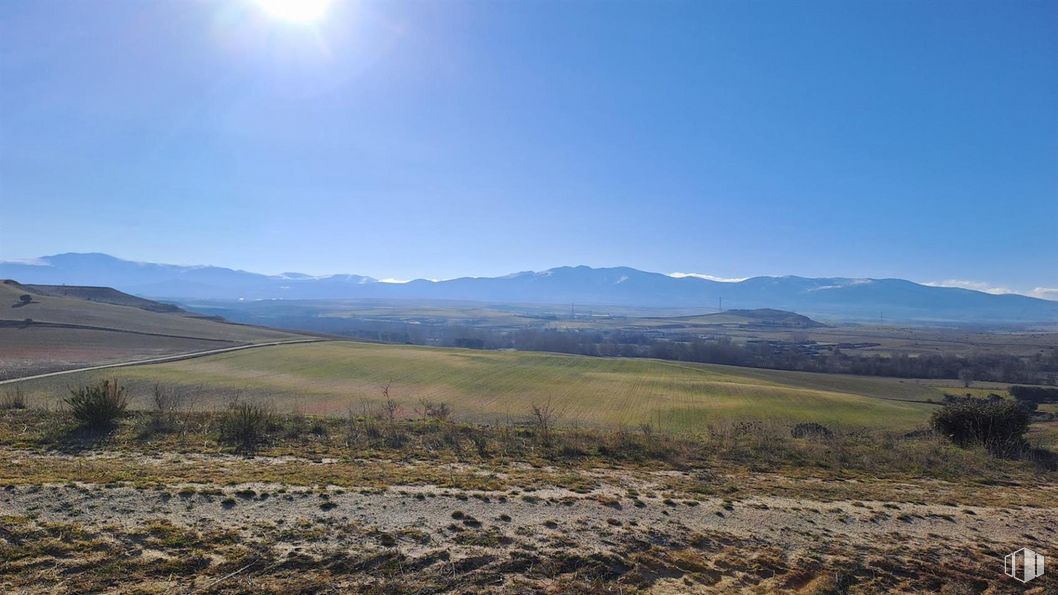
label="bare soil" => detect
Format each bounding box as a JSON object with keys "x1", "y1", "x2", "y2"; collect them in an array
[{"x1": 2, "y1": 447, "x2": 1055, "y2": 594}]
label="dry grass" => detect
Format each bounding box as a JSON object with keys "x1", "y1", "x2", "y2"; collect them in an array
[
  {"x1": 1, "y1": 406, "x2": 1053, "y2": 490},
  {"x1": 0, "y1": 386, "x2": 26, "y2": 410},
  {"x1": 2, "y1": 403, "x2": 1057, "y2": 594}
]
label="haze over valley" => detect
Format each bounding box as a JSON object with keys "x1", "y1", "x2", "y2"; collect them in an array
[{"x1": 5, "y1": 253, "x2": 1058, "y2": 324}]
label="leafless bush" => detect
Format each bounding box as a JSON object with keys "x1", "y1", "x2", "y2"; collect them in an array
[
  {"x1": 345, "y1": 388, "x2": 410, "y2": 448},
  {"x1": 417, "y1": 399, "x2": 452, "y2": 423},
  {"x1": 530, "y1": 399, "x2": 561, "y2": 445},
  {"x1": 345, "y1": 406, "x2": 367, "y2": 445},
  {"x1": 145, "y1": 384, "x2": 192, "y2": 434},
  {"x1": 382, "y1": 399, "x2": 401, "y2": 424},
  {"x1": 151, "y1": 383, "x2": 190, "y2": 414}
]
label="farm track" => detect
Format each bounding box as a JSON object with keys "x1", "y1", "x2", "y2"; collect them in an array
[{"x1": 0, "y1": 338, "x2": 330, "y2": 385}]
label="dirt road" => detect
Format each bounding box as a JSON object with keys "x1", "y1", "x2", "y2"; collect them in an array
[{"x1": 0, "y1": 338, "x2": 329, "y2": 385}]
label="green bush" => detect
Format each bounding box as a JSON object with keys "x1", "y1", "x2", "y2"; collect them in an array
[
  {"x1": 930, "y1": 397, "x2": 1030, "y2": 456},
  {"x1": 219, "y1": 401, "x2": 273, "y2": 452},
  {"x1": 65, "y1": 380, "x2": 128, "y2": 430},
  {"x1": 1010, "y1": 385, "x2": 1058, "y2": 407}
]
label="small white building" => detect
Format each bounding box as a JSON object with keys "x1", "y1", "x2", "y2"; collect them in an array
[{"x1": 1004, "y1": 548, "x2": 1045, "y2": 583}]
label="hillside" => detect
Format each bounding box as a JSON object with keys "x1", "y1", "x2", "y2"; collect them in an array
[
  {"x1": 3, "y1": 253, "x2": 1058, "y2": 323},
  {"x1": 22, "y1": 283, "x2": 184, "y2": 313},
  {"x1": 15, "y1": 340, "x2": 938, "y2": 431},
  {"x1": 659, "y1": 308, "x2": 824, "y2": 329},
  {"x1": 0, "y1": 280, "x2": 303, "y2": 379}
]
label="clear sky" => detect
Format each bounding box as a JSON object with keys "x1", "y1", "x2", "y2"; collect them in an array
[{"x1": 1, "y1": 0, "x2": 1056, "y2": 296}]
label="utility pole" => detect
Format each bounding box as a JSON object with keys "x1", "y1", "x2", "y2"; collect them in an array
[{"x1": 718, "y1": 297, "x2": 723, "y2": 312}]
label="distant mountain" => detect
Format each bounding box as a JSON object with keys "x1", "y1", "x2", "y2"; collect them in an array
[
  {"x1": 0, "y1": 253, "x2": 375, "y2": 300},
  {"x1": 3, "y1": 253, "x2": 1057, "y2": 324}
]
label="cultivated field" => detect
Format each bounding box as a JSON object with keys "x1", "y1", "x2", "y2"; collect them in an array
[
  {"x1": 0, "y1": 281, "x2": 303, "y2": 378},
  {"x1": 14, "y1": 341, "x2": 948, "y2": 431}
]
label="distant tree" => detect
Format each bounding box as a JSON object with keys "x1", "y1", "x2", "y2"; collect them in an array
[
  {"x1": 958, "y1": 368, "x2": 974, "y2": 388},
  {"x1": 18, "y1": 294, "x2": 31, "y2": 304},
  {"x1": 1010, "y1": 385, "x2": 1058, "y2": 404}
]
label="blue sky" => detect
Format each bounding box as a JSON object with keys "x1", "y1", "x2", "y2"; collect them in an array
[{"x1": 1, "y1": 0, "x2": 1056, "y2": 297}]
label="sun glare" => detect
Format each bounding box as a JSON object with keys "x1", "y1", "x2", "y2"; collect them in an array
[{"x1": 256, "y1": 0, "x2": 331, "y2": 23}]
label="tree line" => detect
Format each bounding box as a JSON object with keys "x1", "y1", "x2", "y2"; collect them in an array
[{"x1": 295, "y1": 317, "x2": 1058, "y2": 386}]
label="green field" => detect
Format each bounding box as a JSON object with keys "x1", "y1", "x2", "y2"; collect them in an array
[{"x1": 16, "y1": 341, "x2": 949, "y2": 432}]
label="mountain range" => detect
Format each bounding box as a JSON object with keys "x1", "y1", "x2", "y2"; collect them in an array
[{"x1": 2, "y1": 253, "x2": 1057, "y2": 324}]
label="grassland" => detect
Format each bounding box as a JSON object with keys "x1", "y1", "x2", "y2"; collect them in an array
[{"x1": 13, "y1": 341, "x2": 951, "y2": 432}]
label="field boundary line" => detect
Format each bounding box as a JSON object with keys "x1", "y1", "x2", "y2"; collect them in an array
[{"x1": 651, "y1": 359, "x2": 944, "y2": 406}]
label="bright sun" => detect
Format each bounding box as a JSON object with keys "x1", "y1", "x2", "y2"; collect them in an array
[{"x1": 256, "y1": 0, "x2": 331, "y2": 23}]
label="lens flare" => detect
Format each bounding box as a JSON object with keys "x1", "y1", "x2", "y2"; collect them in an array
[{"x1": 256, "y1": 0, "x2": 331, "y2": 23}]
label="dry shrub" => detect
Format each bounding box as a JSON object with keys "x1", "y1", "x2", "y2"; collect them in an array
[
  {"x1": 531, "y1": 399, "x2": 560, "y2": 445},
  {"x1": 219, "y1": 399, "x2": 274, "y2": 452},
  {"x1": 707, "y1": 419, "x2": 787, "y2": 456},
  {"x1": 281, "y1": 409, "x2": 328, "y2": 440},
  {"x1": 144, "y1": 384, "x2": 192, "y2": 434},
  {"x1": 791, "y1": 422, "x2": 834, "y2": 439},
  {"x1": 0, "y1": 386, "x2": 26, "y2": 410},
  {"x1": 346, "y1": 397, "x2": 410, "y2": 449},
  {"x1": 417, "y1": 399, "x2": 452, "y2": 423}
]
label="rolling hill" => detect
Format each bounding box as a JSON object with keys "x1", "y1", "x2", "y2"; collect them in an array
[
  {"x1": 21, "y1": 283, "x2": 184, "y2": 313},
  {"x1": 3, "y1": 253, "x2": 1058, "y2": 323},
  {"x1": 13, "y1": 340, "x2": 939, "y2": 431}
]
